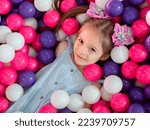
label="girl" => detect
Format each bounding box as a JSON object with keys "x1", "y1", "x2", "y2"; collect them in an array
[{"x1": 6, "y1": 3, "x2": 114, "y2": 113}]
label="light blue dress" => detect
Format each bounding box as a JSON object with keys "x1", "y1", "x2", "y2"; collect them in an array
[{"x1": 6, "y1": 37, "x2": 92, "y2": 113}]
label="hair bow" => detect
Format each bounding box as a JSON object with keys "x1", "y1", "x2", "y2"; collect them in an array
[
  {"x1": 112, "y1": 23, "x2": 135, "y2": 46},
  {"x1": 86, "y1": 2, "x2": 110, "y2": 19}
]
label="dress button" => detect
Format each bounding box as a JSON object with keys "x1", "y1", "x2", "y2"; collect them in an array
[
  {"x1": 70, "y1": 69, "x2": 74, "y2": 72},
  {"x1": 54, "y1": 81, "x2": 58, "y2": 85},
  {"x1": 40, "y1": 96, "x2": 43, "y2": 99}
]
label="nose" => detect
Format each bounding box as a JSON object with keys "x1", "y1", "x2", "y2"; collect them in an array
[{"x1": 78, "y1": 45, "x2": 88, "y2": 57}]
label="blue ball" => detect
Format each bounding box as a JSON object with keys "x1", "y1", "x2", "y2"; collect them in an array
[
  {"x1": 38, "y1": 48, "x2": 55, "y2": 65},
  {"x1": 59, "y1": 108, "x2": 73, "y2": 113},
  {"x1": 144, "y1": 103, "x2": 150, "y2": 113},
  {"x1": 128, "y1": 103, "x2": 146, "y2": 113},
  {"x1": 121, "y1": 6, "x2": 139, "y2": 25},
  {"x1": 75, "y1": 0, "x2": 87, "y2": 5},
  {"x1": 144, "y1": 85, "x2": 150, "y2": 100},
  {"x1": 17, "y1": 70, "x2": 36, "y2": 88},
  {"x1": 19, "y1": 1, "x2": 36, "y2": 18},
  {"x1": 121, "y1": 77, "x2": 133, "y2": 92},
  {"x1": 10, "y1": 0, "x2": 24, "y2": 5},
  {"x1": 129, "y1": 0, "x2": 145, "y2": 6},
  {"x1": 40, "y1": 31, "x2": 57, "y2": 48}
]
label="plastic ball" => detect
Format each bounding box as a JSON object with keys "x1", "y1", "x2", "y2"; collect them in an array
[
  {"x1": 129, "y1": 0, "x2": 145, "y2": 6},
  {"x1": 0, "y1": 0, "x2": 12, "y2": 15},
  {"x1": 0, "y1": 62, "x2": 4, "y2": 70},
  {"x1": 50, "y1": 90, "x2": 69, "y2": 109},
  {"x1": 140, "y1": 6, "x2": 150, "y2": 20},
  {"x1": 111, "y1": 16, "x2": 122, "y2": 24},
  {"x1": 83, "y1": 64, "x2": 102, "y2": 82},
  {"x1": 26, "y1": 57, "x2": 39, "y2": 72},
  {"x1": 105, "y1": 0, "x2": 123, "y2": 17},
  {"x1": 110, "y1": 46, "x2": 129, "y2": 64},
  {"x1": 95, "y1": 0, "x2": 109, "y2": 10},
  {"x1": 0, "y1": 67, "x2": 17, "y2": 85},
  {"x1": 44, "y1": 10, "x2": 60, "y2": 28},
  {"x1": 10, "y1": 52, "x2": 28, "y2": 71},
  {"x1": 129, "y1": 43, "x2": 148, "y2": 62},
  {"x1": 59, "y1": 107, "x2": 73, "y2": 113},
  {"x1": 100, "y1": 87, "x2": 113, "y2": 102},
  {"x1": 31, "y1": 35, "x2": 42, "y2": 51},
  {"x1": 104, "y1": 75, "x2": 123, "y2": 94},
  {"x1": 37, "y1": 48, "x2": 55, "y2": 65},
  {"x1": 17, "y1": 44, "x2": 29, "y2": 55},
  {"x1": 110, "y1": 93, "x2": 130, "y2": 112},
  {"x1": 6, "y1": 13, "x2": 24, "y2": 31},
  {"x1": 60, "y1": 0, "x2": 77, "y2": 13},
  {"x1": 144, "y1": 85, "x2": 150, "y2": 100},
  {"x1": 34, "y1": 0, "x2": 53, "y2": 12},
  {"x1": 6, "y1": 32, "x2": 25, "y2": 50},
  {"x1": 121, "y1": 77, "x2": 134, "y2": 92},
  {"x1": 28, "y1": 46, "x2": 37, "y2": 58},
  {"x1": 144, "y1": 103, "x2": 150, "y2": 113},
  {"x1": 0, "y1": 44, "x2": 15, "y2": 63},
  {"x1": 93, "y1": 106, "x2": 111, "y2": 113},
  {"x1": 121, "y1": 6, "x2": 139, "y2": 25},
  {"x1": 67, "y1": 94, "x2": 84, "y2": 112},
  {"x1": 0, "y1": 97, "x2": 9, "y2": 112},
  {"x1": 0, "y1": 83, "x2": 6, "y2": 96},
  {"x1": 77, "y1": 108, "x2": 92, "y2": 113},
  {"x1": 62, "y1": 18, "x2": 79, "y2": 35},
  {"x1": 24, "y1": 17, "x2": 38, "y2": 30},
  {"x1": 56, "y1": 29, "x2": 67, "y2": 41},
  {"x1": 39, "y1": 31, "x2": 57, "y2": 48},
  {"x1": 6, "y1": 83, "x2": 24, "y2": 102},
  {"x1": 76, "y1": 0, "x2": 87, "y2": 6},
  {"x1": 82, "y1": 85, "x2": 101, "y2": 104},
  {"x1": 144, "y1": 35, "x2": 150, "y2": 52},
  {"x1": 76, "y1": 13, "x2": 90, "y2": 24},
  {"x1": 128, "y1": 103, "x2": 146, "y2": 113},
  {"x1": 10, "y1": 0, "x2": 24, "y2": 4},
  {"x1": 17, "y1": 70, "x2": 36, "y2": 88},
  {"x1": 38, "y1": 104, "x2": 57, "y2": 113},
  {"x1": 131, "y1": 19, "x2": 150, "y2": 38},
  {"x1": 19, "y1": 26, "x2": 36, "y2": 44},
  {"x1": 121, "y1": 60, "x2": 139, "y2": 79}
]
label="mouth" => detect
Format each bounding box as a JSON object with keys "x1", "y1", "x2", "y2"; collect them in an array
[{"x1": 75, "y1": 53, "x2": 86, "y2": 61}]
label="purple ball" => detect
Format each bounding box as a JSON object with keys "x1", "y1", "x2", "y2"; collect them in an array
[
  {"x1": 121, "y1": 77, "x2": 133, "y2": 92},
  {"x1": 102, "y1": 60, "x2": 120, "y2": 77},
  {"x1": 129, "y1": 87, "x2": 145, "y2": 103},
  {"x1": 17, "y1": 70, "x2": 36, "y2": 88},
  {"x1": 128, "y1": 103, "x2": 146, "y2": 113},
  {"x1": 144, "y1": 85, "x2": 150, "y2": 100},
  {"x1": 121, "y1": 6, "x2": 139, "y2": 25},
  {"x1": 10, "y1": 0, "x2": 24, "y2": 4},
  {"x1": 105, "y1": 0, "x2": 123, "y2": 17},
  {"x1": 38, "y1": 19, "x2": 48, "y2": 32},
  {"x1": 122, "y1": 0, "x2": 131, "y2": 7},
  {"x1": 34, "y1": 10, "x2": 45, "y2": 20},
  {"x1": 40, "y1": 31, "x2": 57, "y2": 48},
  {"x1": 19, "y1": 1, "x2": 36, "y2": 18},
  {"x1": 59, "y1": 108, "x2": 73, "y2": 113},
  {"x1": 38, "y1": 49, "x2": 55, "y2": 65},
  {"x1": 129, "y1": 0, "x2": 145, "y2": 6},
  {"x1": 144, "y1": 35, "x2": 150, "y2": 52},
  {"x1": 144, "y1": 103, "x2": 150, "y2": 113},
  {"x1": 0, "y1": 17, "x2": 6, "y2": 25},
  {"x1": 75, "y1": 0, "x2": 87, "y2": 5}
]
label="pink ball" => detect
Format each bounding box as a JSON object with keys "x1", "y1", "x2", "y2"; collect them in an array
[
  {"x1": 111, "y1": 16, "x2": 122, "y2": 24},
  {"x1": 83, "y1": 64, "x2": 102, "y2": 82},
  {"x1": 146, "y1": 0, "x2": 150, "y2": 5},
  {"x1": 0, "y1": 67, "x2": 17, "y2": 85},
  {"x1": 17, "y1": 44, "x2": 29, "y2": 55},
  {"x1": 19, "y1": 26, "x2": 36, "y2": 44},
  {"x1": 31, "y1": 35, "x2": 42, "y2": 51},
  {"x1": 0, "y1": 62, "x2": 4, "y2": 70},
  {"x1": 38, "y1": 104, "x2": 57, "y2": 113},
  {"x1": 0, "y1": 83, "x2": 6, "y2": 97},
  {"x1": 44, "y1": 10, "x2": 60, "y2": 28},
  {"x1": 10, "y1": 52, "x2": 28, "y2": 71},
  {"x1": 140, "y1": 6, "x2": 150, "y2": 20},
  {"x1": 129, "y1": 43, "x2": 148, "y2": 62},
  {"x1": 136, "y1": 65, "x2": 150, "y2": 84},
  {"x1": 6, "y1": 13, "x2": 24, "y2": 31},
  {"x1": 60, "y1": 0, "x2": 77, "y2": 13},
  {"x1": 62, "y1": 18, "x2": 79, "y2": 35},
  {"x1": 121, "y1": 60, "x2": 139, "y2": 79},
  {"x1": 93, "y1": 106, "x2": 111, "y2": 113},
  {"x1": 110, "y1": 93, "x2": 130, "y2": 113},
  {"x1": 131, "y1": 19, "x2": 150, "y2": 38},
  {"x1": 26, "y1": 57, "x2": 39, "y2": 72},
  {"x1": 0, "y1": 0, "x2": 12, "y2": 15},
  {"x1": 0, "y1": 97, "x2": 9, "y2": 112}
]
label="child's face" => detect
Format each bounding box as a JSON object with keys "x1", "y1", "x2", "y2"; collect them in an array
[{"x1": 73, "y1": 27, "x2": 103, "y2": 66}]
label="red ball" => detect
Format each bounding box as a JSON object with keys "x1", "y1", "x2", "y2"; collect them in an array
[
  {"x1": 31, "y1": 35, "x2": 42, "y2": 51},
  {"x1": 136, "y1": 65, "x2": 150, "y2": 84},
  {"x1": 0, "y1": 97, "x2": 9, "y2": 112},
  {"x1": 38, "y1": 104, "x2": 57, "y2": 113},
  {"x1": 146, "y1": 0, "x2": 150, "y2": 5},
  {"x1": 6, "y1": 13, "x2": 24, "y2": 31},
  {"x1": 0, "y1": 83, "x2": 6, "y2": 97},
  {"x1": 110, "y1": 93, "x2": 130, "y2": 112},
  {"x1": 26, "y1": 57, "x2": 39, "y2": 72},
  {"x1": 62, "y1": 18, "x2": 79, "y2": 35},
  {"x1": 17, "y1": 44, "x2": 29, "y2": 55},
  {"x1": 87, "y1": 0, "x2": 95, "y2": 2},
  {"x1": 0, "y1": 0, "x2": 12, "y2": 15},
  {"x1": 129, "y1": 43, "x2": 148, "y2": 62},
  {"x1": 131, "y1": 19, "x2": 150, "y2": 38},
  {"x1": 83, "y1": 64, "x2": 102, "y2": 82},
  {"x1": 121, "y1": 60, "x2": 139, "y2": 79},
  {"x1": 111, "y1": 16, "x2": 122, "y2": 24},
  {"x1": 140, "y1": 6, "x2": 150, "y2": 20},
  {"x1": 93, "y1": 106, "x2": 111, "y2": 113}
]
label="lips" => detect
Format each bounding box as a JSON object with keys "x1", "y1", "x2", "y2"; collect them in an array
[{"x1": 75, "y1": 53, "x2": 85, "y2": 61}]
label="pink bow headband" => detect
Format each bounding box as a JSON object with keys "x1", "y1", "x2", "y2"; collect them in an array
[{"x1": 86, "y1": 2, "x2": 135, "y2": 46}]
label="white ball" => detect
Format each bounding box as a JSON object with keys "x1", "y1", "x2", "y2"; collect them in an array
[
  {"x1": 146, "y1": 10, "x2": 150, "y2": 26},
  {"x1": 95, "y1": 0, "x2": 109, "y2": 10},
  {"x1": 24, "y1": 17, "x2": 38, "y2": 30},
  {"x1": 28, "y1": 46, "x2": 37, "y2": 58},
  {"x1": 56, "y1": 29, "x2": 67, "y2": 41},
  {"x1": 34, "y1": 0, "x2": 53, "y2": 12},
  {"x1": 82, "y1": 85, "x2": 101, "y2": 104},
  {"x1": 6, "y1": 83, "x2": 24, "y2": 102},
  {"x1": 104, "y1": 75, "x2": 123, "y2": 94},
  {"x1": 0, "y1": 44, "x2": 15, "y2": 63},
  {"x1": 77, "y1": 108, "x2": 92, "y2": 113},
  {"x1": 111, "y1": 46, "x2": 129, "y2": 64},
  {"x1": 50, "y1": 90, "x2": 69, "y2": 109},
  {"x1": 67, "y1": 94, "x2": 84, "y2": 112},
  {"x1": 0, "y1": 26, "x2": 12, "y2": 43},
  {"x1": 6, "y1": 32, "x2": 25, "y2": 50},
  {"x1": 76, "y1": 13, "x2": 90, "y2": 24},
  {"x1": 100, "y1": 87, "x2": 113, "y2": 102}
]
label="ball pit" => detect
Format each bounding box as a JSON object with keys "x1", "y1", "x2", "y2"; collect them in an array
[{"x1": 0, "y1": 0, "x2": 150, "y2": 113}]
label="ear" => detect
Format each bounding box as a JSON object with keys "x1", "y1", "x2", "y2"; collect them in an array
[{"x1": 100, "y1": 54, "x2": 110, "y2": 61}]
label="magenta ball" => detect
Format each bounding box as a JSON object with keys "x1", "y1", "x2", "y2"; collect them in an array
[
  {"x1": 93, "y1": 106, "x2": 111, "y2": 113},
  {"x1": 0, "y1": 0, "x2": 12, "y2": 15},
  {"x1": 110, "y1": 93, "x2": 130, "y2": 112},
  {"x1": 38, "y1": 104, "x2": 57, "y2": 113},
  {"x1": 0, "y1": 83, "x2": 6, "y2": 97},
  {"x1": 131, "y1": 19, "x2": 150, "y2": 38},
  {"x1": 0, "y1": 97, "x2": 9, "y2": 112},
  {"x1": 140, "y1": 6, "x2": 150, "y2": 20},
  {"x1": 62, "y1": 18, "x2": 79, "y2": 35},
  {"x1": 136, "y1": 65, "x2": 150, "y2": 84},
  {"x1": 26, "y1": 57, "x2": 39, "y2": 72},
  {"x1": 129, "y1": 43, "x2": 148, "y2": 62},
  {"x1": 83, "y1": 64, "x2": 102, "y2": 82},
  {"x1": 0, "y1": 62, "x2": 4, "y2": 70},
  {"x1": 17, "y1": 44, "x2": 29, "y2": 55},
  {"x1": 0, "y1": 67, "x2": 17, "y2": 85},
  {"x1": 121, "y1": 60, "x2": 139, "y2": 79},
  {"x1": 44, "y1": 10, "x2": 60, "y2": 28},
  {"x1": 31, "y1": 35, "x2": 42, "y2": 51}
]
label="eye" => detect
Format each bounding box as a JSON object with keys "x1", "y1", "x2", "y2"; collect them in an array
[
  {"x1": 90, "y1": 48, "x2": 96, "y2": 53},
  {"x1": 78, "y1": 39, "x2": 83, "y2": 44}
]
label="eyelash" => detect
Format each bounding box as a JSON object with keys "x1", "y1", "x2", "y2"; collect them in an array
[
  {"x1": 78, "y1": 39, "x2": 83, "y2": 44},
  {"x1": 90, "y1": 48, "x2": 96, "y2": 53}
]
